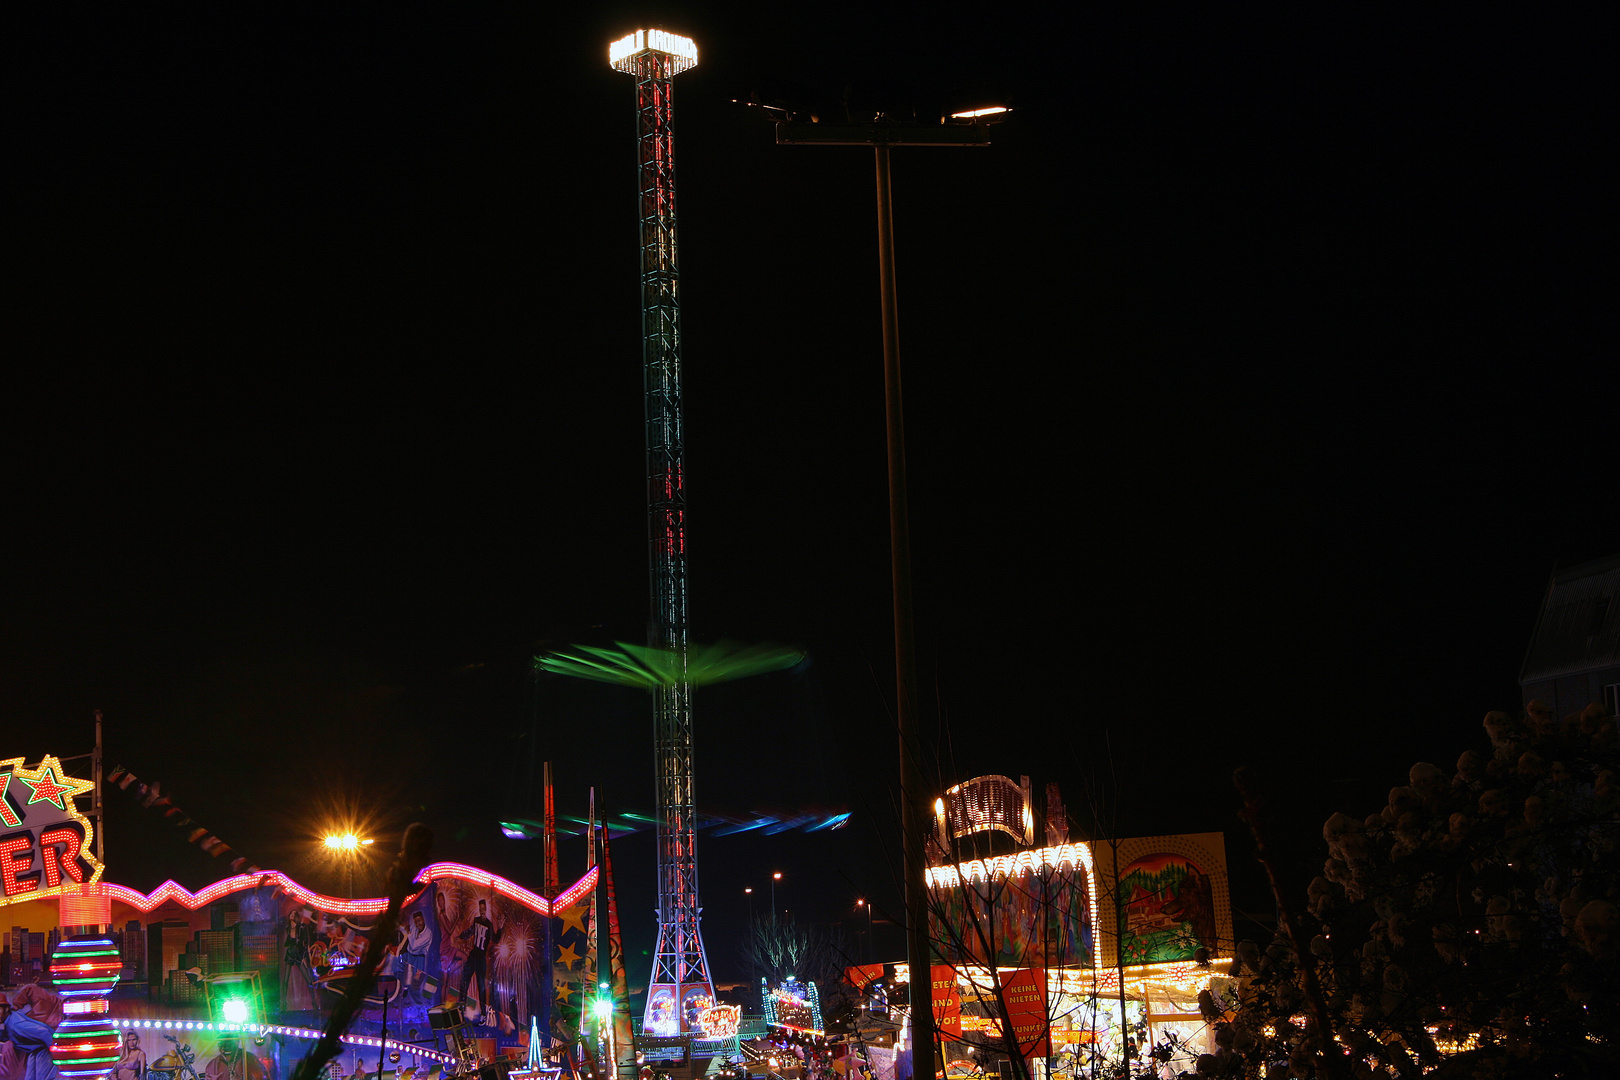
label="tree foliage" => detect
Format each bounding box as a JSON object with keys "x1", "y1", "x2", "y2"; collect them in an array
[
  {"x1": 1216, "y1": 701, "x2": 1620, "y2": 1079},
  {"x1": 742, "y1": 914, "x2": 848, "y2": 989}
]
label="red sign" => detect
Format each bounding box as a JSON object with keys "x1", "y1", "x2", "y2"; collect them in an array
[
  {"x1": 996, "y1": 968, "x2": 1048, "y2": 1059},
  {"x1": 0, "y1": 755, "x2": 101, "y2": 906},
  {"x1": 930, "y1": 965, "x2": 962, "y2": 1038},
  {"x1": 845, "y1": 963, "x2": 886, "y2": 992}
]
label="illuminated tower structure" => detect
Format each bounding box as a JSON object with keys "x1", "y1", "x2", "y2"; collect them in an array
[{"x1": 608, "y1": 28, "x2": 713, "y2": 1036}]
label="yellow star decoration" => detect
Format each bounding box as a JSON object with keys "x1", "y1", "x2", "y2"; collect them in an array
[
  {"x1": 6, "y1": 755, "x2": 94, "y2": 814},
  {"x1": 557, "y1": 902, "x2": 589, "y2": 936},
  {"x1": 555, "y1": 981, "x2": 577, "y2": 1005},
  {"x1": 556, "y1": 942, "x2": 581, "y2": 968}
]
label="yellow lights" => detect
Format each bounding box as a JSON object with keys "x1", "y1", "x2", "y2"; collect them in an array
[
  {"x1": 608, "y1": 29, "x2": 698, "y2": 74},
  {"x1": 323, "y1": 834, "x2": 372, "y2": 851},
  {"x1": 934, "y1": 798, "x2": 945, "y2": 813},
  {"x1": 950, "y1": 107, "x2": 1009, "y2": 119},
  {"x1": 925, "y1": 842, "x2": 1092, "y2": 888}
]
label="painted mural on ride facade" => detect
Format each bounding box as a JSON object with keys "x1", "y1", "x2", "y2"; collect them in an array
[
  {"x1": 923, "y1": 833, "x2": 1233, "y2": 972},
  {"x1": 1114, "y1": 855, "x2": 1216, "y2": 965},
  {"x1": 1097, "y1": 833, "x2": 1232, "y2": 967},
  {"x1": 138, "y1": 879, "x2": 549, "y2": 1040},
  {"x1": 0, "y1": 876, "x2": 584, "y2": 1080},
  {"x1": 925, "y1": 847, "x2": 1094, "y2": 970},
  {"x1": 279, "y1": 880, "x2": 548, "y2": 1036}
]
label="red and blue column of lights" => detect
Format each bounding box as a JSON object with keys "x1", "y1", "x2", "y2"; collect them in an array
[{"x1": 50, "y1": 935, "x2": 123, "y2": 1079}]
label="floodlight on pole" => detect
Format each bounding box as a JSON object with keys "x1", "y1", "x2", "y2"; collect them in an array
[
  {"x1": 775, "y1": 115, "x2": 993, "y2": 1080},
  {"x1": 322, "y1": 833, "x2": 372, "y2": 897},
  {"x1": 323, "y1": 833, "x2": 372, "y2": 851}
]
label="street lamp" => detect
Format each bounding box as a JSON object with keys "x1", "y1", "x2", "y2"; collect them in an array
[
  {"x1": 744, "y1": 886, "x2": 755, "y2": 925},
  {"x1": 776, "y1": 114, "x2": 993, "y2": 1080},
  {"x1": 323, "y1": 833, "x2": 374, "y2": 897},
  {"x1": 771, "y1": 872, "x2": 782, "y2": 926},
  {"x1": 856, "y1": 898, "x2": 874, "y2": 964}
]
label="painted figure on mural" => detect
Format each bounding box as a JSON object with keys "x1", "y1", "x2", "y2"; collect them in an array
[
  {"x1": 396, "y1": 908, "x2": 436, "y2": 1003},
  {"x1": 0, "y1": 984, "x2": 64, "y2": 1080},
  {"x1": 203, "y1": 1040, "x2": 266, "y2": 1080},
  {"x1": 282, "y1": 909, "x2": 320, "y2": 1008},
  {"x1": 113, "y1": 1030, "x2": 148, "y2": 1080},
  {"x1": 456, "y1": 898, "x2": 501, "y2": 1018}
]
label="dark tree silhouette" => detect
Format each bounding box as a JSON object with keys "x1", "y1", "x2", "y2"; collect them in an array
[{"x1": 1219, "y1": 701, "x2": 1620, "y2": 1079}]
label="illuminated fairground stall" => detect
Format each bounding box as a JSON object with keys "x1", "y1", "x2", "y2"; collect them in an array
[
  {"x1": 846, "y1": 776, "x2": 1235, "y2": 1080},
  {"x1": 0, "y1": 752, "x2": 634, "y2": 1080}
]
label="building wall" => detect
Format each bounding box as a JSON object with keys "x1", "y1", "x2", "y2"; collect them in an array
[{"x1": 1522, "y1": 667, "x2": 1620, "y2": 721}]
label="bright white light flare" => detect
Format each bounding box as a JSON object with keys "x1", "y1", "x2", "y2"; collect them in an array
[
  {"x1": 609, "y1": 29, "x2": 698, "y2": 74},
  {"x1": 323, "y1": 834, "x2": 372, "y2": 851}
]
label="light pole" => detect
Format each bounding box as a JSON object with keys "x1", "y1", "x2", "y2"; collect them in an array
[
  {"x1": 375, "y1": 974, "x2": 400, "y2": 1079},
  {"x1": 856, "y1": 898, "x2": 874, "y2": 965},
  {"x1": 776, "y1": 115, "x2": 993, "y2": 1080},
  {"x1": 771, "y1": 872, "x2": 782, "y2": 926},
  {"x1": 744, "y1": 887, "x2": 755, "y2": 925}
]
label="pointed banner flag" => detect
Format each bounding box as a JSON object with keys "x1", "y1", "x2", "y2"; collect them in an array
[
  {"x1": 601, "y1": 826, "x2": 636, "y2": 1080},
  {"x1": 106, "y1": 764, "x2": 260, "y2": 874},
  {"x1": 551, "y1": 880, "x2": 594, "y2": 1046}
]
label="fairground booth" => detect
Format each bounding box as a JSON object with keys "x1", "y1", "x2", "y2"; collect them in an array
[
  {"x1": 839, "y1": 776, "x2": 1236, "y2": 1080},
  {"x1": 1, "y1": 753, "x2": 633, "y2": 1080}
]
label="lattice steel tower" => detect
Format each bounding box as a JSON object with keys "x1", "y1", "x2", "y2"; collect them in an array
[{"x1": 608, "y1": 28, "x2": 714, "y2": 1036}]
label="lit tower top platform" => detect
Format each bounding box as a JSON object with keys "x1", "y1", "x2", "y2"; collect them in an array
[
  {"x1": 609, "y1": 29, "x2": 698, "y2": 76},
  {"x1": 607, "y1": 28, "x2": 714, "y2": 1038}
]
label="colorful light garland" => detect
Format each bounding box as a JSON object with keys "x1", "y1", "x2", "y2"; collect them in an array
[
  {"x1": 99, "y1": 863, "x2": 596, "y2": 917},
  {"x1": 110, "y1": 1023, "x2": 456, "y2": 1062},
  {"x1": 105, "y1": 1021, "x2": 456, "y2": 1064}
]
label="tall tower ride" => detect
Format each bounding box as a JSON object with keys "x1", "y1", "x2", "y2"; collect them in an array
[{"x1": 608, "y1": 29, "x2": 714, "y2": 1036}]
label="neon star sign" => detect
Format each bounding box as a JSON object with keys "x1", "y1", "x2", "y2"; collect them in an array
[
  {"x1": 19, "y1": 761, "x2": 93, "y2": 811},
  {"x1": 0, "y1": 755, "x2": 103, "y2": 905}
]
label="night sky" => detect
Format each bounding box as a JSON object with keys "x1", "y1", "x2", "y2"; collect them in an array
[{"x1": 4, "y1": 6, "x2": 1613, "y2": 991}]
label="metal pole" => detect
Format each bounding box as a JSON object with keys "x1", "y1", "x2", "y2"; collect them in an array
[
  {"x1": 875, "y1": 140, "x2": 933, "y2": 1080},
  {"x1": 94, "y1": 709, "x2": 104, "y2": 864}
]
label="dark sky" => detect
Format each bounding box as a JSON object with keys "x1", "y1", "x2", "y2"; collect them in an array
[{"x1": 3, "y1": 6, "x2": 1613, "y2": 988}]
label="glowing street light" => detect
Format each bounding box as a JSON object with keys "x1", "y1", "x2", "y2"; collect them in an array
[
  {"x1": 323, "y1": 833, "x2": 372, "y2": 852},
  {"x1": 771, "y1": 872, "x2": 783, "y2": 925},
  {"x1": 323, "y1": 833, "x2": 373, "y2": 896}
]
